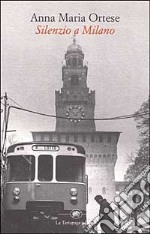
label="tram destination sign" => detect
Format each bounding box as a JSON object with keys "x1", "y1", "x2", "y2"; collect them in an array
[{"x1": 32, "y1": 145, "x2": 60, "y2": 151}]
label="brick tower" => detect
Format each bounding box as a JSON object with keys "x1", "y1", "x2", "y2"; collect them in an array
[{"x1": 55, "y1": 38, "x2": 95, "y2": 132}]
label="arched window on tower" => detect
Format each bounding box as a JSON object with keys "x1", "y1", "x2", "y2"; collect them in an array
[
  {"x1": 78, "y1": 59, "x2": 83, "y2": 67},
  {"x1": 71, "y1": 75, "x2": 79, "y2": 86},
  {"x1": 72, "y1": 58, "x2": 77, "y2": 67},
  {"x1": 67, "y1": 59, "x2": 71, "y2": 67}
]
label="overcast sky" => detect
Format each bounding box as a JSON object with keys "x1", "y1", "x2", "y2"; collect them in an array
[{"x1": 1, "y1": 1, "x2": 149, "y2": 180}]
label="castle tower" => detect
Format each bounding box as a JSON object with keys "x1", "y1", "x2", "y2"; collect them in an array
[
  {"x1": 55, "y1": 38, "x2": 96, "y2": 132},
  {"x1": 32, "y1": 39, "x2": 120, "y2": 222}
]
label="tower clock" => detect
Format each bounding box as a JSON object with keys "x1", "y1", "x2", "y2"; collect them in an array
[{"x1": 66, "y1": 105, "x2": 85, "y2": 122}]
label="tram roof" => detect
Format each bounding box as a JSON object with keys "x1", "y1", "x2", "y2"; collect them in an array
[{"x1": 7, "y1": 141, "x2": 86, "y2": 154}]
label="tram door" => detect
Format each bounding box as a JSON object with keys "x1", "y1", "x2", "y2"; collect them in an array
[{"x1": 35, "y1": 155, "x2": 54, "y2": 200}]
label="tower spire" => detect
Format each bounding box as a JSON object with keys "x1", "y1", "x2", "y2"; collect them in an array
[{"x1": 73, "y1": 34, "x2": 76, "y2": 44}]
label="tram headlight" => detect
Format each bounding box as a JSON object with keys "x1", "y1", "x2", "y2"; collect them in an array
[
  {"x1": 13, "y1": 196, "x2": 20, "y2": 203},
  {"x1": 70, "y1": 196, "x2": 78, "y2": 205},
  {"x1": 12, "y1": 187, "x2": 20, "y2": 196},
  {"x1": 70, "y1": 188, "x2": 78, "y2": 196}
]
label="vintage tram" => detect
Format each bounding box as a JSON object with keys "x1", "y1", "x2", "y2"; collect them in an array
[{"x1": 3, "y1": 142, "x2": 88, "y2": 233}]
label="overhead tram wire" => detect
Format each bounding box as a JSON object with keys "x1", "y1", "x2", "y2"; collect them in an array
[
  {"x1": 8, "y1": 105, "x2": 149, "y2": 121},
  {"x1": 1, "y1": 101, "x2": 5, "y2": 106},
  {"x1": 1, "y1": 104, "x2": 149, "y2": 155},
  {"x1": 8, "y1": 97, "x2": 24, "y2": 108}
]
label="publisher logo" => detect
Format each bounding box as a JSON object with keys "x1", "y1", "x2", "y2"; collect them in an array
[{"x1": 70, "y1": 210, "x2": 83, "y2": 219}]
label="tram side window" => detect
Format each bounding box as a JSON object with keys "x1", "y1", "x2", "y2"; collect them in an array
[
  {"x1": 7, "y1": 155, "x2": 35, "y2": 181},
  {"x1": 56, "y1": 156, "x2": 85, "y2": 182},
  {"x1": 38, "y1": 155, "x2": 53, "y2": 181}
]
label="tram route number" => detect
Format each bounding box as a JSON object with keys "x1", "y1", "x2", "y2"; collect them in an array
[{"x1": 32, "y1": 145, "x2": 60, "y2": 151}]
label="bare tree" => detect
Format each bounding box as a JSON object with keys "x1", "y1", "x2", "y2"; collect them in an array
[{"x1": 125, "y1": 98, "x2": 149, "y2": 180}]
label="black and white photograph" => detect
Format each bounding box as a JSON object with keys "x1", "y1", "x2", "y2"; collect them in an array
[{"x1": 1, "y1": 1, "x2": 149, "y2": 233}]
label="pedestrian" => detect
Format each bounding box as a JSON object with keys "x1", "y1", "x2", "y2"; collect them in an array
[{"x1": 94, "y1": 195, "x2": 116, "y2": 233}]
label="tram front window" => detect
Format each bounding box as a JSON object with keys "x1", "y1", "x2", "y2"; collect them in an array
[
  {"x1": 38, "y1": 155, "x2": 53, "y2": 181},
  {"x1": 7, "y1": 155, "x2": 35, "y2": 181},
  {"x1": 56, "y1": 156, "x2": 85, "y2": 182}
]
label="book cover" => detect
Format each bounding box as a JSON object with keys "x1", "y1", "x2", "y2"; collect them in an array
[{"x1": 1, "y1": 1, "x2": 149, "y2": 233}]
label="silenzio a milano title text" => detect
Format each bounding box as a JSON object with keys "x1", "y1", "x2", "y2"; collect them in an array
[{"x1": 30, "y1": 13, "x2": 120, "y2": 35}]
